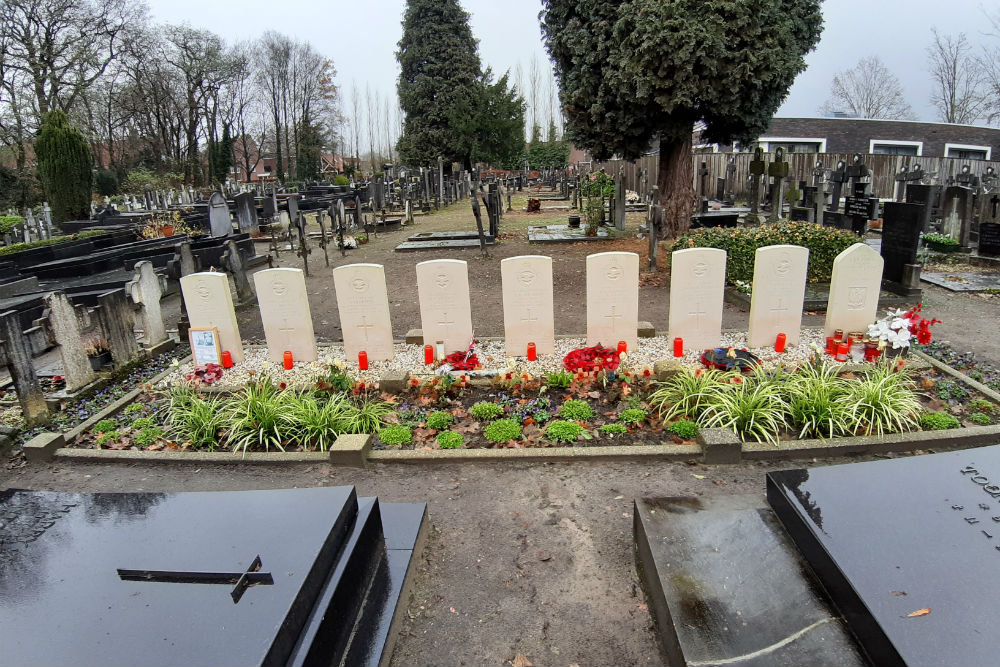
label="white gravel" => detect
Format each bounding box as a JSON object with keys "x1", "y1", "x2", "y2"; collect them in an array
[{"x1": 158, "y1": 329, "x2": 830, "y2": 390}]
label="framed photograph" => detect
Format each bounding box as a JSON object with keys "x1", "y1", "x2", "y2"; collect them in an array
[{"x1": 188, "y1": 327, "x2": 221, "y2": 366}]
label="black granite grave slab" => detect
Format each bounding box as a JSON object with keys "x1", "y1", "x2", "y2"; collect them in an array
[
  {"x1": 0, "y1": 486, "x2": 425, "y2": 667},
  {"x1": 634, "y1": 495, "x2": 865, "y2": 667},
  {"x1": 979, "y1": 222, "x2": 1000, "y2": 257},
  {"x1": 767, "y1": 447, "x2": 1000, "y2": 667},
  {"x1": 880, "y1": 202, "x2": 922, "y2": 284}
]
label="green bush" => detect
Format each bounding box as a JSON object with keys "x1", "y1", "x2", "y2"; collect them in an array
[
  {"x1": 96, "y1": 430, "x2": 120, "y2": 447},
  {"x1": 0, "y1": 215, "x2": 23, "y2": 235},
  {"x1": 436, "y1": 430, "x2": 464, "y2": 449},
  {"x1": 968, "y1": 412, "x2": 992, "y2": 425},
  {"x1": 919, "y1": 411, "x2": 961, "y2": 431},
  {"x1": 0, "y1": 231, "x2": 104, "y2": 256},
  {"x1": 426, "y1": 410, "x2": 455, "y2": 429},
  {"x1": 36, "y1": 110, "x2": 92, "y2": 223},
  {"x1": 619, "y1": 408, "x2": 647, "y2": 425},
  {"x1": 600, "y1": 423, "x2": 628, "y2": 436},
  {"x1": 378, "y1": 425, "x2": 413, "y2": 446},
  {"x1": 165, "y1": 387, "x2": 222, "y2": 449},
  {"x1": 969, "y1": 399, "x2": 996, "y2": 414},
  {"x1": 470, "y1": 401, "x2": 504, "y2": 420},
  {"x1": 333, "y1": 175, "x2": 350, "y2": 186},
  {"x1": 668, "y1": 420, "x2": 699, "y2": 440},
  {"x1": 484, "y1": 418, "x2": 522, "y2": 443},
  {"x1": 93, "y1": 418, "x2": 118, "y2": 434},
  {"x1": 95, "y1": 169, "x2": 119, "y2": 196},
  {"x1": 120, "y1": 166, "x2": 181, "y2": 194},
  {"x1": 922, "y1": 233, "x2": 959, "y2": 251},
  {"x1": 134, "y1": 426, "x2": 164, "y2": 447},
  {"x1": 130, "y1": 417, "x2": 156, "y2": 430},
  {"x1": 666, "y1": 223, "x2": 857, "y2": 284},
  {"x1": 648, "y1": 369, "x2": 734, "y2": 420},
  {"x1": 545, "y1": 420, "x2": 585, "y2": 443},
  {"x1": 558, "y1": 399, "x2": 595, "y2": 421}
]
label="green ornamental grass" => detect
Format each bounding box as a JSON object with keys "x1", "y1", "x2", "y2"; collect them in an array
[
  {"x1": 699, "y1": 369, "x2": 789, "y2": 444},
  {"x1": 836, "y1": 362, "x2": 921, "y2": 436},
  {"x1": 648, "y1": 368, "x2": 733, "y2": 420},
  {"x1": 165, "y1": 386, "x2": 222, "y2": 449}
]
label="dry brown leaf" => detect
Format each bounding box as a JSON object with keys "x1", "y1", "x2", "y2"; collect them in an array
[
  {"x1": 511, "y1": 654, "x2": 533, "y2": 667},
  {"x1": 907, "y1": 608, "x2": 931, "y2": 617},
  {"x1": 891, "y1": 591, "x2": 907, "y2": 596},
  {"x1": 588, "y1": 391, "x2": 601, "y2": 399},
  {"x1": 413, "y1": 427, "x2": 437, "y2": 442}
]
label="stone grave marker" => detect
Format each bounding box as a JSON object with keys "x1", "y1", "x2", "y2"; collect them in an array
[
  {"x1": 208, "y1": 192, "x2": 231, "y2": 237},
  {"x1": 824, "y1": 243, "x2": 884, "y2": 338},
  {"x1": 233, "y1": 192, "x2": 259, "y2": 234},
  {"x1": 253, "y1": 268, "x2": 317, "y2": 363},
  {"x1": 43, "y1": 291, "x2": 96, "y2": 392},
  {"x1": 586, "y1": 252, "x2": 639, "y2": 351},
  {"x1": 0, "y1": 310, "x2": 47, "y2": 425},
  {"x1": 180, "y1": 272, "x2": 244, "y2": 362},
  {"x1": 748, "y1": 147, "x2": 766, "y2": 214},
  {"x1": 126, "y1": 260, "x2": 168, "y2": 351},
  {"x1": 668, "y1": 248, "x2": 726, "y2": 350},
  {"x1": 978, "y1": 222, "x2": 1000, "y2": 257},
  {"x1": 905, "y1": 184, "x2": 939, "y2": 232},
  {"x1": 767, "y1": 148, "x2": 789, "y2": 222},
  {"x1": 332, "y1": 263, "x2": 394, "y2": 362},
  {"x1": 942, "y1": 185, "x2": 973, "y2": 248},
  {"x1": 500, "y1": 255, "x2": 555, "y2": 357},
  {"x1": 97, "y1": 289, "x2": 141, "y2": 368},
  {"x1": 828, "y1": 160, "x2": 847, "y2": 212},
  {"x1": 415, "y1": 259, "x2": 473, "y2": 353},
  {"x1": 880, "y1": 202, "x2": 923, "y2": 294},
  {"x1": 747, "y1": 245, "x2": 808, "y2": 348},
  {"x1": 768, "y1": 446, "x2": 1000, "y2": 666}
]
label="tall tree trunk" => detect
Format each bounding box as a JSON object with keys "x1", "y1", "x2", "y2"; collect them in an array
[{"x1": 656, "y1": 135, "x2": 694, "y2": 239}]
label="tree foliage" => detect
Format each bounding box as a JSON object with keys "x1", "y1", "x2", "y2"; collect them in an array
[
  {"x1": 35, "y1": 110, "x2": 93, "y2": 223},
  {"x1": 396, "y1": 0, "x2": 482, "y2": 169},
  {"x1": 821, "y1": 55, "x2": 914, "y2": 120},
  {"x1": 541, "y1": 0, "x2": 822, "y2": 236},
  {"x1": 449, "y1": 68, "x2": 525, "y2": 169}
]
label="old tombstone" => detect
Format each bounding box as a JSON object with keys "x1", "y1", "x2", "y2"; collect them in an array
[
  {"x1": 126, "y1": 261, "x2": 168, "y2": 351},
  {"x1": 586, "y1": 252, "x2": 639, "y2": 351},
  {"x1": 234, "y1": 192, "x2": 259, "y2": 234},
  {"x1": 253, "y1": 268, "x2": 317, "y2": 363},
  {"x1": 748, "y1": 147, "x2": 766, "y2": 214},
  {"x1": 905, "y1": 184, "x2": 940, "y2": 232},
  {"x1": 842, "y1": 190, "x2": 878, "y2": 236},
  {"x1": 97, "y1": 289, "x2": 141, "y2": 368},
  {"x1": 824, "y1": 243, "x2": 884, "y2": 338},
  {"x1": 614, "y1": 170, "x2": 626, "y2": 230},
  {"x1": 0, "y1": 309, "x2": 47, "y2": 425},
  {"x1": 978, "y1": 222, "x2": 1000, "y2": 256},
  {"x1": 501, "y1": 255, "x2": 555, "y2": 358},
  {"x1": 724, "y1": 158, "x2": 737, "y2": 205},
  {"x1": 43, "y1": 291, "x2": 97, "y2": 392},
  {"x1": 332, "y1": 264, "x2": 394, "y2": 362},
  {"x1": 828, "y1": 160, "x2": 847, "y2": 213},
  {"x1": 415, "y1": 259, "x2": 474, "y2": 353},
  {"x1": 879, "y1": 202, "x2": 923, "y2": 295},
  {"x1": 942, "y1": 186, "x2": 973, "y2": 249},
  {"x1": 180, "y1": 272, "x2": 244, "y2": 362},
  {"x1": 894, "y1": 165, "x2": 909, "y2": 202},
  {"x1": 845, "y1": 154, "x2": 869, "y2": 195},
  {"x1": 667, "y1": 248, "x2": 726, "y2": 350},
  {"x1": 208, "y1": 192, "x2": 231, "y2": 237},
  {"x1": 767, "y1": 148, "x2": 789, "y2": 222},
  {"x1": 747, "y1": 245, "x2": 809, "y2": 348}
]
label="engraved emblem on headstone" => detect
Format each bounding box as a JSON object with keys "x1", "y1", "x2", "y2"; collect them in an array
[
  {"x1": 352, "y1": 278, "x2": 368, "y2": 292},
  {"x1": 693, "y1": 262, "x2": 708, "y2": 277},
  {"x1": 847, "y1": 287, "x2": 867, "y2": 310},
  {"x1": 196, "y1": 281, "x2": 210, "y2": 301},
  {"x1": 435, "y1": 274, "x2": 450, "y2": 289},
  {"x1": 518, "y1": 270, "x2": 535, "y2": 285},
  {"x1": 607, "y1": 265, "x2": 622, "y2": 280},
  {"x1": 272, "y1": 280, "x2": 287, "y2": 297},
  {"x1": 774, "y1": 258, "x2": 791, "y2": 276}
]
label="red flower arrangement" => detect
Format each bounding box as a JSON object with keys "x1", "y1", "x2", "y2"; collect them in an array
[
  {"x1": 443, "y1": 339, "x2": 481, "y2": 371},
  {"x1": 903, "y1": 303, "x2": 940, "y2": 346},
  {"x1": 563, "y1": 344, "x2": 621, "y2": 372},
  {"x1": 186, "y1": 363, "x2": 223, "y2": 386}
]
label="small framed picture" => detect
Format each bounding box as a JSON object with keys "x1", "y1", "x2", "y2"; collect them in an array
[{"x1": 189, "y1": 327, "x2": 221, "y2": 365}]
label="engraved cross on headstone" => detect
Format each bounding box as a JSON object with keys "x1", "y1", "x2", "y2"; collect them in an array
[
  {"x1": 521, "y1": 308, "x2": 538, "y2": 324},
  {"x1": 357, "y1": 315, "x2": 375, "y2": 341},
  {"x1": 771, "y1": 298, "x2": 789, "y2": 315},
  {"x1": 604, "y1": 306, "x2": 623, "y2": 332},
  {"x1": 689, "y1": 306, "x2": 707, "y2": 330},
  {"x1": 117, "y1": 554, "x2": 273, "y2": 603}
]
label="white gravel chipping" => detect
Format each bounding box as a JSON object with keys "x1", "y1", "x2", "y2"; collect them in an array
[{"x1": 158, "y1": 328, "x2": 830, "y2": 390}]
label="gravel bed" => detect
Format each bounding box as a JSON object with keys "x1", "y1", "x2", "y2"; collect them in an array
[{"x1": 158, "y1": 329, "x2": 829, "y2": 390}]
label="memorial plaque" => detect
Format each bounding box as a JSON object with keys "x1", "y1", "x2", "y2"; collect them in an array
[
  {"x1": 978, "y1": 222, "x2": 1000, "y2": 257},
  {"x1": 880, "y1": 202, "x2": 922, "y2": 285},
  {"x1": 768, "y1": 446, "x2": 1000, "y2": 667}
]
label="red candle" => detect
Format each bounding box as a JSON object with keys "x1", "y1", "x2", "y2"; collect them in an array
[
  {"x1": 836, "y1": 342, "x2": 849, "y2": 362},
  {"x1": 825, "y1": 337, "x2": 835, "y2": 355},
  {"x1": 527, "y1": 342, "x2": 537, "y2": 361},
  {"x1": 775, "y1": 332, "x2": 787, "y2": 353},
  {"x1": 221, "y1": 350, "x2": 234, "y2": 369},
  {"x1": 283, "y1": 350, "x2": 293, "y2": 369},
  {"x1": 673, "y1": 337, "x2": 683, "y2": 357},
  {"x1": 358, "y1": 351, "x2": 369, "y2": 370},
  {"x1": 617, "y1": 340, "x2": 627, "y2": 354},
  {"x1": 424, "y1": 344, "x2": 434, "y2": 365}
]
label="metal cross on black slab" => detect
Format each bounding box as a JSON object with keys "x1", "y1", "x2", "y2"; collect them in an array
[{"x1": 117, "y1": 555, "x2": 274, "y2": 603}]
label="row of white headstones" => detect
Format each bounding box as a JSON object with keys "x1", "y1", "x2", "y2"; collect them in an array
[{"x1": 179, "y1": 243, "x2": 885, "y2": 364}]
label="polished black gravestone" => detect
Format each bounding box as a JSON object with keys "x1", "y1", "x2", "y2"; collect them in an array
[
  {"x1": 879, "y1": 202, "x2": 923, "y2": 296},
  {"x1": 0, "y1": 486, "x2": 425, "y2": 667},
  {"x1": 767, "y1": 447, "x2": 1000, "y2": 667},
  {"x1": 979, "y1": 222, "x2": 1000, "y2": 257}
]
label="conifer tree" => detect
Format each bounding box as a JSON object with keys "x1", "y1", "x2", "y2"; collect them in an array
[{"x1": 35, "y1": 111, "x2": 93, "y2": 223}]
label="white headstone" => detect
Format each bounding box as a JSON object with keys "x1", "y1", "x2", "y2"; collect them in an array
[
  {"x1": 208, "y1": 191, "x2": 231, "y2": 237},
  {"x1": 253, "y1": 268, "x2": 317, "y2": 363},
  {"x1": 415, "y1": 259, "x2": 473, "y2": 353},
  {"x1": 668, "y1": 248, "x2": 727, "y2": 349},
  {"x1": 586, "y1": 251, "x2": 639, "y2": 350},
  {"x1": 747, "y1": 245, "x2": 809, "y2": 348},
  {"x1": 180, "y1": 272, "x2": 244, "y2": 362},
  {"x1": 333, "y1": 263, "x2": 394, "y2": 362},
  {"x1": 501, "y1": 255, "x2": 555, "y2": 357},
  {"x1": 824, "y1": 242, "x2": 885, "y2": 338}
]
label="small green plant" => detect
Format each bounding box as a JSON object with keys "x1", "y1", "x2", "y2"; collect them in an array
[
  {"x1": 600, "y1": 423, "x2": 628, "y2": 436},
  {"x1": 436, "y1": 430, "x2": 464, "y2": 449},
  {"x1": 378, "y1": 425, "x2": 413, "y2": 446},
  {"x1": 0, "y1": 215, "x2": 24, "y2": 235},
  {"x1": 919, "y1": 411, "x2": 961, "y2": 431},
  {"x1": 130, "y1": 417, "x2": 156, "y2": 430},
  {"x1": 922, "y1": 233, "x2": 959, "y2": 251},
  {"x1": 968, "y1": 370, "x2": 986, "y2": 381},
  {"x1": 648, "y1": 369, "x2": 733, "y2": 420},
  {"x1": 619, "y1": 408, "x2": 647, "y2": 425},
  {"x1": 484, "y1": 418, "x2": 522, "y2": 443},
  {"x1": 93, "y1": 418, "x2": 118, "y2": 434},
  {"x1": 287, "y1": 392, "x2": 353, "y2": 451},
  {"x1": 533, "y1": 409, "x2": 551, "y2": 423},
  {"x1": 342, "y1": 396, "x2": 393, "y2": 434},
  {"x1": 96, "y1": 430, "x2": 120, "y2": 447},
  {"x1": 699, "y1": 369, "x2": 788, "y2": 444},
  {"x1": 968, "y1": 412, "x2": 992, "y2": 425},
  {"x1": 668, "y1": 420, "x2": 699, "y2": 440},
  {"x1": 836, "y1": 362, "x2": 921, "y2": 437},
  {"x1": 559, "y1": 399, "x2": 595, "y2": 421},
  {"x1": 134, "y1": 426, "x2": 164, "y2": 447},
  {"x1": 470, "y1": 401, "x2": 504, "y2": 420},
  {"x1": 969, "y1": 399, "x2": 996, "y2": 414},
  {"x1": 123, "y1": 403, "x2": 145, "y2": 416},
  {"x1": 784, "y1": 360, "x2": 851, "y2": 439},
  {"x1": 426, "y1": 410, "x2": 455, "y2": 429},
  {"x1": 545, "y1": 420, "x2": 585, "y2": 443},
  {"x1": 165, "y1": 386, "x2": 222, "y2": 449},
  {"x1": 224, "y1": 378, "x2": 295, "y2": 454},
  {"x1": 318, "y1": 363, "x2": 355, "y2": 392},
  {"x1": 544, "y1": 370, "x2": 575, "y2": 389},
  {"x1": 935, "y1": 380, "x2": 969, "y2": 401}
]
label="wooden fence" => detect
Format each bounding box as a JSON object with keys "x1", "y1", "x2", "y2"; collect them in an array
[{"x1": 588, "y1": 153, "x2": 1000, "y2": 200}]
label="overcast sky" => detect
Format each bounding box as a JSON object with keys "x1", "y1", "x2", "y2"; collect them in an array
[{"x1": 146, "y1": 0, "x2": 999, "y2": 126}]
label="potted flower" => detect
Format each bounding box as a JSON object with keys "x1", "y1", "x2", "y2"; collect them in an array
[
  {"x1": 922, "y1": 232, "x2": 959, "y2": 253},
  {"x1": 866, "y1": 304, "x2": 940, "y2": 358},
  {"x1": 84, "y1": 335, "x2": 112, "y2": 370}
]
